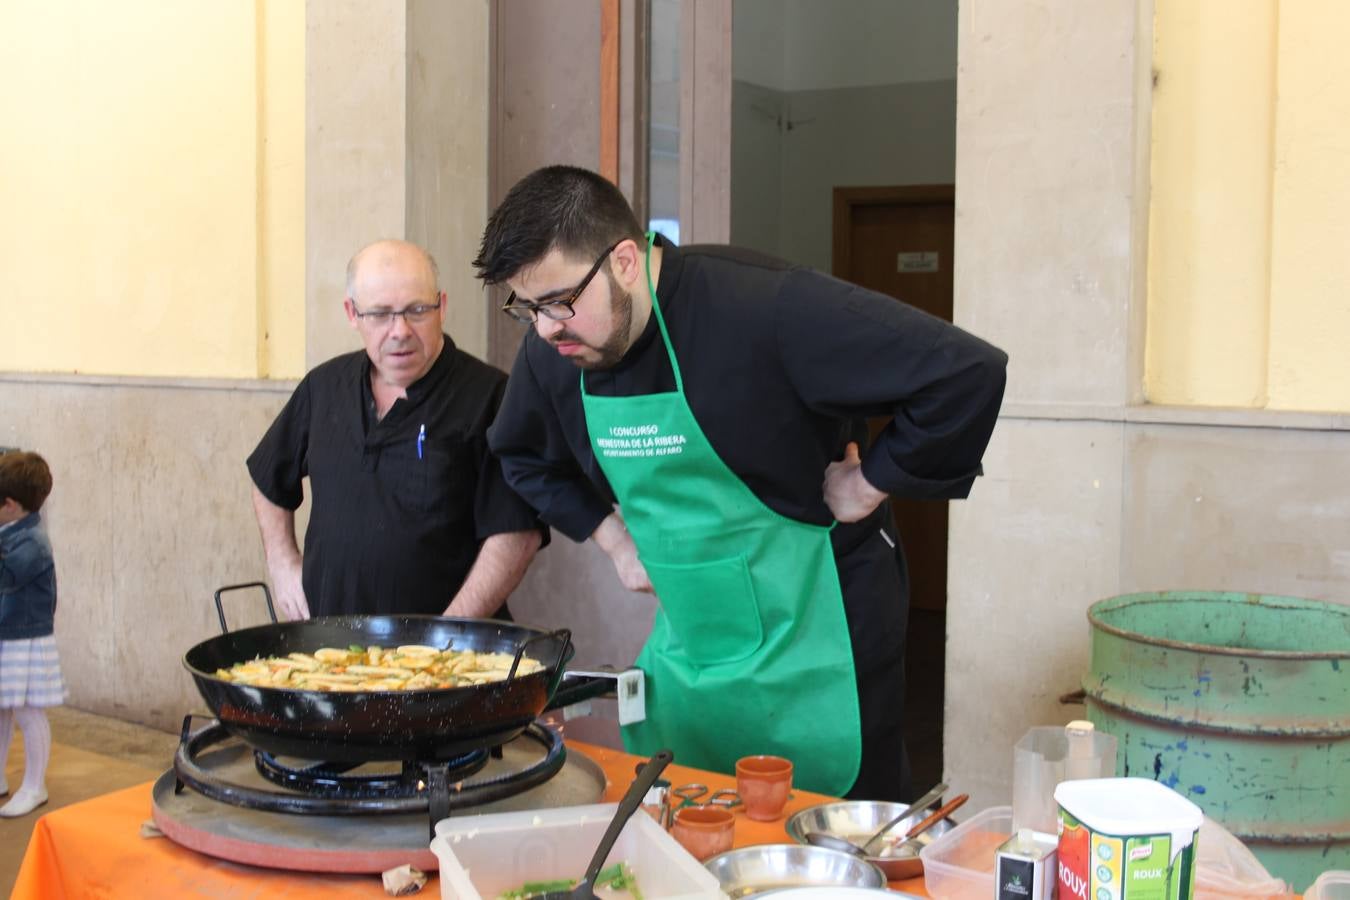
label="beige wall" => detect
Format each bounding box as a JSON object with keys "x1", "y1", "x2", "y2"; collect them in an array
[
  {"x1": 408, "y1": 0, "x2": 491, "y2": 357},
  {"x1": 304, "y1": 0, "x2": 491, "y2": 366},
  {"x1": 1147, "y1": 0, "x2": 1350, "y2": 412},
  {"x1": 0, "y1": 376, "x2": 293, "y2": 730},
  {"x1": 950, "y1": 0, "x2": 1350, "y2": 816},
  {"x1": 0, "y1": 1, "x2": 491, "y2": 731},
  {"x1": 0, "y1": 1, "x2": 305, "y2": 380},
  {"x1": 5, "y1": 1, "x2": 1348, "y2": 818}
]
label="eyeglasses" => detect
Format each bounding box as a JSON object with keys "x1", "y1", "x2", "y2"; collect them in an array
[
  {"x1": 501, "y1": 241, "x2": 621, "y2": 324},
  {"x1": 351, "y1": 294, "x2": 443, "y2": 327}
]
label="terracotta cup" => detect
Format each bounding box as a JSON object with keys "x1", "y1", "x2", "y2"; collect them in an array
[
  {"x1": 671, "y1": 804, "x2": 736, "y2": 861},
  {"x1": 735, "y1": 754, "x2": 794, "y2": 821}
]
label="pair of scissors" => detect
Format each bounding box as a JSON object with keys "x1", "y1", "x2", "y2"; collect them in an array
[{"x1": 671, "y1": 783, "x2": 742, "y2": 810}]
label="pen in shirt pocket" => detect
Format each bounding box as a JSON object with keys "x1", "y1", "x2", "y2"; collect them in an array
[{"x1": 417, "y1": 423, "x2": 426, "y2": 460}]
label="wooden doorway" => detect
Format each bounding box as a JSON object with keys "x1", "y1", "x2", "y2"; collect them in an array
[{"x1": 833, "y1": 184, "x2": 955, "y2": 792}]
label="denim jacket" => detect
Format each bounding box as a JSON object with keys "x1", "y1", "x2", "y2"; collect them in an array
[{"x1": 0, "y1": 512, "x2": 57, "y2": 640}]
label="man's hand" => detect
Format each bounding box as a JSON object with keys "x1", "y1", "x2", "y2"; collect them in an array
[
  {"x1": 591, "y1": 512, "x2": 653, "y2": 593},
  {"x1": 271, "y1": 559, "x2": 311, "y2": 621},
  {"x1": 823, "y1": 441, "x2": 888, "y2": 523},
  {"x1": 250, "y1": 484, "x2": 310, "y2": 620}
]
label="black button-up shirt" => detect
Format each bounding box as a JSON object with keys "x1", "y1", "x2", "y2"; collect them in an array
[
  {"x1": 248, "y1": 336, "x2": 545, "y2": 617},
  {"x1": 488, "y1": 238, "x2": 1008, "y2": 544}
]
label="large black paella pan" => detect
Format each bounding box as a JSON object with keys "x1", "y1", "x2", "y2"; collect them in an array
[{"x1": 184, "y1": 584, "x2": 573, "y2": 763}]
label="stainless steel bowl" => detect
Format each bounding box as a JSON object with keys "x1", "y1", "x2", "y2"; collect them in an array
[
  {"x1": 784, "y1": 800, "x2": 958, "y2": 879},
  {"x1": 703, "y1": 843, "x2": 887, "y2": 898}
]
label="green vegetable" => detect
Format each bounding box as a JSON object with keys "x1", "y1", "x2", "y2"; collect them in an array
[
  {"x1": 347, "y1": 644, "x2": 364, "y2": 653},
  {"x1": 594, "y1": 863, "x2": 624, "y2": 885},
  {"x1": 496, "y1": 861, "x2": 642, "y2": 899},
  {"x1": 497, "y1": 878, "x2": 574, "y2": 899}
]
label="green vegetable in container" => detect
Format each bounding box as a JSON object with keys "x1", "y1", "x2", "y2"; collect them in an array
[{"x1": 496, "y1": 861, "x2": 642, "y2": 899}]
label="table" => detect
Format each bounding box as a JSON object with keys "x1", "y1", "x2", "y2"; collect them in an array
[{"x1": 12, "y1": 741, "x2": 930, "y2": 898}]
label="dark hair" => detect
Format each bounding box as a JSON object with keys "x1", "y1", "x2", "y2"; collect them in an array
[
  {"x1": 0, "y1": 451, "x2": 53, "y2": 513},
  {"x1": 474, "y1": 165, "x2": 644, "y2": 284}
]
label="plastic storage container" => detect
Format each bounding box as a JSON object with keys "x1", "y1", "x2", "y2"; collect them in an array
[
  {"x1": 919, "y1": 806, "x2": 1012, "y2": 900},
  {"x1": 431, "y1": 802, "x2": 728, "y2": 900},
  {"x1": 1055, "y1": 778, "x2": 1204, "y2": 900},
  {"x1": 1305, "y1": 871, "x2": 1350, "y2": 900},
  {"x1": 1012, "y1": 721, "x2": 1117, "y2": 833}
]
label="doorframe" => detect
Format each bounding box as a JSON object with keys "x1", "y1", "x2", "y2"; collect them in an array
[
  {"x1": 678, "y1": 0, "x2": 732, "y2": 244},
  {"x1": 831, "y1": 184, "x2": 955, "y2": 278}
]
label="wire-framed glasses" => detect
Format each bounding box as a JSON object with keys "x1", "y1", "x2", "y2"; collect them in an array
[
  {"x1": 351, "y1": 294, "x2": 443, "y2": 327},
  {"x1": 500, "y1": 241, "x2": 621, "y2": 324}
]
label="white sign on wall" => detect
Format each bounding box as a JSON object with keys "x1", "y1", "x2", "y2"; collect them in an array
[{"x1": 898, "y1": 251, "x2": 940, "y2": 273}]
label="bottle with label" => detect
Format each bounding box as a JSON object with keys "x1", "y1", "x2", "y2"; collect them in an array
[{"x1": 996, "y1": 827, "x2": 1059, "y2": 900}]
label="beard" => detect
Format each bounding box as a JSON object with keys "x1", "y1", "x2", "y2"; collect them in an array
[{"x1": 551, "y1": 271, "x2": 633, "y2": 370}]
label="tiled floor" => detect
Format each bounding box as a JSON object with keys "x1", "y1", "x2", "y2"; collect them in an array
[{"x1": 0, "y1": 706, "x2": 178, "y2": 897}]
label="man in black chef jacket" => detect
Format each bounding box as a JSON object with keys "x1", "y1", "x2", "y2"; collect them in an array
[
  {"x1": 478, "y1": 166, "x2": 1006, "y2": 801},
  {"x1": 248, "y1": 239, "x2": 545, "y2": 621}
]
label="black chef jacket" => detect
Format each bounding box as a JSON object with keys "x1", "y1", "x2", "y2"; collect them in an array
[
  {"x1": 487, "y1": 237, "x2": 1006, "y2": 799},
  {"x1": 248, "y1": 335, "x2": 545, "y2": 618}
]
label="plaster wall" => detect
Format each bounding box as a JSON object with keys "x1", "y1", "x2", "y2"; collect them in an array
[
  {"x1": 949, "y1": 0, "x2": 1157, "y2": 812},
  {"x1": 0, "y1": 2, "x2": 493, "y2": 734},
  {"x1": 950, "y1": 0, "x2": 1350, "y2": 816},
  {"x1": 776, "y1": 79, "x2": 956, "y2": 272},
  {"x1": 0, "y1": 378, "x2": 291, "y2": 730},
  {"x1": 950, "y1": 411, "x2": 1350, "y2": 810},
  {"x1": 1147, "y1": 0, "x2": 1350, "y2": 412},
  {"x1": 0, "y1": 1, "x2": 304, "y2": 380},
  {"x1": 732, "y1": 78, "x2": 956, "y2": 271},
  {"x1": 304, "y1": 0, "x2": 407, "y2": 367},
  {"x1": 730, "y1": 0, "x2": 956, "y2": 270},
  {"x1": 407, "y1": 0, "x2": 491, "y2": 360},
  {"x1": 733, "y1": 0, "x2": 955, "y2": 92}
]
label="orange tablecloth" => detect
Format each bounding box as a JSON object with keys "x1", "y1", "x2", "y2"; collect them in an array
[{"x1": 12, "y1": 741, "x2": 929, "y2": 898}]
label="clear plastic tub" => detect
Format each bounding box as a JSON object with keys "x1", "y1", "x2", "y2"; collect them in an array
[
  {"x1": 919, "y1": 806, "x2": 1012, "y2": 900},
  {"x1": 1013, "y1": 723, "x2": 1117, "y2": 833},
  {"x1": 1305, "y1": 871, "x2": 1350, "y2": 900},
  {"x1": 431, "y1": 802, "x2": 728, "y2": 900}
]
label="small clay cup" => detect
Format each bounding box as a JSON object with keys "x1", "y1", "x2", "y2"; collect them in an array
[
  {"x1": 735, "y1": 755, "x2": 794, "y2": 821},
  {"x1": 671, "y1": 805, "x2": 736, "y2": 861}
]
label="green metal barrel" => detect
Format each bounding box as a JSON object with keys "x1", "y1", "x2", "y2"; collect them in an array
[{"x1": 1082, "y1": 591, "x2": 1350, "y2": 893}]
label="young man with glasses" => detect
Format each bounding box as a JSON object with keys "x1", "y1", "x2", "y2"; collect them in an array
[
  {"x1": 247, "y1": 239, "x2": 545, "y2": 622},
  {"x1": 478, "y1": 166, "x2": 1007, "y2": 802}
]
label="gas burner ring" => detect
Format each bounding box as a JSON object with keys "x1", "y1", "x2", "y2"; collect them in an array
[{"x1": 171, "y1": 715, "x2": 566, "y2": 833}]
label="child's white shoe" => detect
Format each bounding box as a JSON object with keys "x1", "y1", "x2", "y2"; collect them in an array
[{"x1": 0, "y1": 786, "x2": 48, "y2": 817}]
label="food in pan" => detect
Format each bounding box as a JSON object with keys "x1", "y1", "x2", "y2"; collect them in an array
[{"x1": 214, "y1": 643, "x2": 543, "y2": 691}]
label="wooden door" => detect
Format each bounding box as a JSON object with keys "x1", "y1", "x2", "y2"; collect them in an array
[{"x1": 833, "y1": 185, "x2": 955, "y2": 614}]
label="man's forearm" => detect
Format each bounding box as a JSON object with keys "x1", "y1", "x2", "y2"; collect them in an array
[
  {"x1": 251, "y1": 484, "x2": 302, "y2": 571},
  {"x1": 445, "y1": 529, "x2": 543, "y2": 618},
  {"x1": 590, "y1": 510, "x2": 653, "y2": 593},
  {"x1": 251, "y1": 483, "x2": 310, "y2": 620}
]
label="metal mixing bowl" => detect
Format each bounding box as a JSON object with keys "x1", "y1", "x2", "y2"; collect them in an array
[
  {"x1": 703, "y1": 843, "x2": 887, "y2": 898},
  {"x1": 784, "y1": 800, "x2": 957, "y2": 879}
]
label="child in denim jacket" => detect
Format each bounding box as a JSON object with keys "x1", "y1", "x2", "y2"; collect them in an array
[{"x1": 0, "y1": 451, "x2": 66, "y2": 817}]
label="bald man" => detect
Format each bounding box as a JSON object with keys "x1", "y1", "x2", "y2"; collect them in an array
[{"x1": 247, "y1": 239, "x2": 545, "y2": 621}]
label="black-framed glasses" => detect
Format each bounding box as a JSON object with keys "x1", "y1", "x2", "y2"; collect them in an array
[
  {"x1": 501, "y1": 241, "x2": 621, "y2": 324},
  {"x1": 351, "y1": 293, "x2": 443, "y2": 327}
]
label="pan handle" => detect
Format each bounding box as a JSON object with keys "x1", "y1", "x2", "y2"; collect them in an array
[
  {"x1": 212, "y1": 581, "x2": 278, "y2": 634},
  {"x1": 506, "y1": 628, "x2": 572, "y2": 684}
]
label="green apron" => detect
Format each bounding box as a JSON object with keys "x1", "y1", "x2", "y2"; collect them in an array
[{"x1": 579, "y1": 234, "x2": 862, "y2": 795}]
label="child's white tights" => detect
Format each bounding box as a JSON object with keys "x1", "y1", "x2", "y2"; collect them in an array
[{"x1": 0, "y1": 707, "x2": 51, "y2": 816}]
